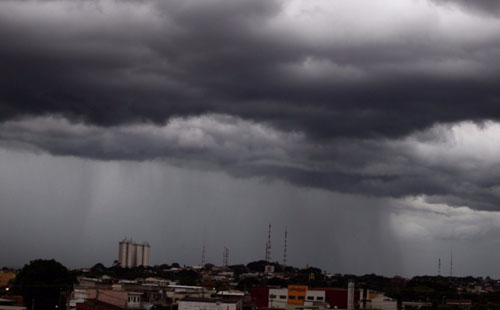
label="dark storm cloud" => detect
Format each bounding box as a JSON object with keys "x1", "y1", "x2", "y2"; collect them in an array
[
  {"x1": 2, "y1": 0, "x2": 500, "y2": 212},
  {"x1": 1, "y1": 0, "x2": 500, "y2": 139},
  {"x1": 2, "y1": 116, "x2": 500, "y2": 211},
  {"x1": 432, "y1": 0, "x2": 500, "y2": 16}
]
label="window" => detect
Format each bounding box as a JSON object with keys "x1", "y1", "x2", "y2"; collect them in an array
[
  {"x1": 298, "y1": 296, "x2": 305, "y2": 300},
  {"x1": 289, "y1": 296, "x2": 296, "y2": 300},
  {"x1": 280, "y1": 296, "x2": 286, "y2": 299},
  {"x1": 307, "y1": 297, "x2": 314, "y2": 300},
  {"x1": 317, "y1": 297, "x2": 324, "y2": 301},
  {"x1": 270, "y1": 295, "x2": 277, "y2": 299}
]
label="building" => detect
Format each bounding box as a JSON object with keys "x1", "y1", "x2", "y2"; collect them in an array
[
  {"x1": 269, "y1": 288, "x2": 288, "y2": 308},
  {"x1": 74, "y1": 289, "x2": 143, "y2": 310},
  {"x1": 179, "y1": 297, "x2": 242, "y2": 310},
  {"x1": 288, "y1": 285, "x2": 307, "y2": 306},
  {"x1": 446, "y1": 299, "x2": 472, "y2": 310},
  {"x1": 252, "y1": 285, "x2": 360, "y2": 310},
  {"x1": 251, "y1": 287, "x2": 269, "y2": 310},
  {"x1": 0, "y1": 298, "x2": 26, "y2": 310},
  {"x1": 0, "y1": 271, "x2": 16, "y2": 288},
  {"x1": 402, "y1": 302, "x2": 432, "y2": 310},
  {"x1": 118, "y1": 239, "x2": 150, "y2": 268},
  {"x1": 360, "y1": 290, "x2": 397, "y2": 310}
]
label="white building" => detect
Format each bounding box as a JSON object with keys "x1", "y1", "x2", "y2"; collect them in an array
[
  {"x1": 369, "y1": 296, "x2": 397, "y2": 310},
  {"x1": 179, "y1": 297, "x2": 242, "y2": 310},
  {"x1": 118, "y1": 238, "x2": 150, "y2": 268},
  {"x1": 269, "y1": 288, "x2": 288, "y2": 309},
  {"x1": 305, "y1": 290, "x2": 325, "y2": 304},
  {"x1": 362, "y1": 290, "x2": 397, "y2": 310}
]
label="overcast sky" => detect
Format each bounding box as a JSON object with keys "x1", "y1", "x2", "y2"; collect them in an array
[{"x1": 2, "y1": 0, "x2": 500, "y2": 277}]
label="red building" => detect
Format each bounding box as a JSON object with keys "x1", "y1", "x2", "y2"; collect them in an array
[
  {"x1": 318, "y1": 288, "x2": 360, "y2": 309},
  {"x1": 76, "y1": 299, "x2": 127, "y2": 310},
  {"x1": 251, "y1": 287, "x2": 269, "y2": 310}
]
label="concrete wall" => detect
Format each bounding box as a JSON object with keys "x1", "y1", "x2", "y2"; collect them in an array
[
  {"x1": 269, "y1": 288, "x2": 288, "y2": 309},
  {"x1": 288, "y1": 285, "x2": 307, "y2": 306},
  {"x1": 369, "y1": 296, "x2": 397, "y2": 310},
  {"x1": 179, "y1": 300, "x2": 239, "y2": 310},
  {"x1": 306, "y1": 290, "x2": 325, "y2": 302},
  {"x1": 251, "y1": 287, "x2": 269, "y2": 309}
]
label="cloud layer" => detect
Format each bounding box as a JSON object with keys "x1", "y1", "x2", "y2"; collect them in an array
[
  {"x1": 2, "y1": 0, "x2": 500, "y2": 213},
  {"x1": 1, "y1": 0, "x2": 500, "y2": 140},
  {"x1": 3, "y1": 115, "x2": 500, "y2": 211}
]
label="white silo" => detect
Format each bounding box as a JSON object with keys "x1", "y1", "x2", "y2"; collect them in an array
[
  {"x1": 142, "y1": 242, "x2": 150, "y2": 267},
  {"x1": 127, "y1": 242, "x2": 136, "y2": 268},
  {"x1": 136, "y1": 244, "x2": 144, "y2": 266},
  {"x1": 119, "y1": 239, "x2": 129, "y2": 268},
  {"x1": 348, "y1": 281, "x2": 355, "y2": 310}
]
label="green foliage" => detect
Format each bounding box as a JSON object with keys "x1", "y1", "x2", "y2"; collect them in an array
[
  {"x1": 236, "y1": 277, "x2": 263, "y2": 292},
  {"x1": 12, "y1": 259, "x2": 75, "y2": 310}
]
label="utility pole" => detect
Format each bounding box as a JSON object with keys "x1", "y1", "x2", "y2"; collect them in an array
[{"x1": 94, "y1": 278, "x2": 100, "y2": 310}]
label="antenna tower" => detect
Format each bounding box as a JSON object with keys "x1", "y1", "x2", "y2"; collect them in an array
[
  {"x1": 201, "y1": 242, "x2": 206, "y2": 266},
  {"x1": 223, "y1": 247, "x2": 229, "y2": 267},
  {"x1": 438, "y1": 257, "x2": 441, "y2": 276},
  {"x1": 283, "y1": 227, "x2": 288, "y2": 266},
  {"x1": 449, "y1": 250, "x2": 453, "y2": 277},
  {"x1": 265, "y1": 224, "x2": 272, "y2": 262}
]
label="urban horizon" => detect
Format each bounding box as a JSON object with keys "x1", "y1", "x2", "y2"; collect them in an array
[{"x1": 4, "y1": 1, "x2": 500, "y2": 309}]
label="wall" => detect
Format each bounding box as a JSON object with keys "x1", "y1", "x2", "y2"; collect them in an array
[
  {"x1": 287, "y1": 285, "x2": 307, "y2": 306},
  {"x1": 251, "y1": 287, "x2": 269, "y2": 309},
  {"x1": 179, "y1": 300, "x2": 238, "y2": 310},
  {"x1": 269, "y1": 288, "x2": 288, "y2": 309}
]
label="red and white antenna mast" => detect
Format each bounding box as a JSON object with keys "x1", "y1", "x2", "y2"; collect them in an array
[
  {"x1": 201, "y1": 241, "x2": 206, "y2": 266},
  {"x1": 265, "y1": 224, "x2": 272, "y2": 262},
  {"x1": 223, "y1": 247, "x2": 229, "y2": 267},
  {"x1": 283, "y1": 227, "x2": 288, "y2": 267}
]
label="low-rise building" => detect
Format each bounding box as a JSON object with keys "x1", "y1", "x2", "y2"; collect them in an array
[
  {"x1": 269, "y1": 288, "x2": 288, "y2": 309},
  {"x1": 73, "y1": 289, "x2": 143, "y2": 310},
  {"x1": 0, "y1": 297, "x2": 26, "y2": 310},
  {"x1": 179, "y1": 297, "x2": 242, "y2": 310}
]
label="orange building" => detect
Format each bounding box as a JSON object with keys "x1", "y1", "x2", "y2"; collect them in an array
[
  {"x1": 0, "y1": 271, "x2": 16, "y2": 287},
  {"x1": 287, "y1": 285, "x2": 307, "y2": 305}
]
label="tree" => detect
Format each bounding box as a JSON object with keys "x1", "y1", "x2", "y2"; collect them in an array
[
  {"x1": 12, "y1": 259, "x2": 76, "y2": 310},
  {"x1": 90, "y1": 263, "x2": 107, "y2": 275}
]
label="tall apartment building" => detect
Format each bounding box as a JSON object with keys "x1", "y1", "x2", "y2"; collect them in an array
[{"x1": 118, "y1": 238, "x2": 150, "y2": 268}]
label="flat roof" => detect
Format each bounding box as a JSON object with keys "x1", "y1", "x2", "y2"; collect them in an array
[{"x1": 181, "y1": 297, "x2": 241, "y2": 304}]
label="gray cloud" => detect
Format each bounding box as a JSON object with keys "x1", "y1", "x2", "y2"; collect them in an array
[
  {"x1": 2, "y1": 116, "x2": 500, "y2": 211},
  {"x1": 431, "y1": 0, "x2": 500, "y2": 16},
  {"x1": 3, "y1": 0, "x2": 500, "y2": 274},
  {"x1": 1, "y1": 0, "x2": 500, "y2": 140},
  {"x1": 1, "y1": 0, "x2": 500, "y2": 211}
]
